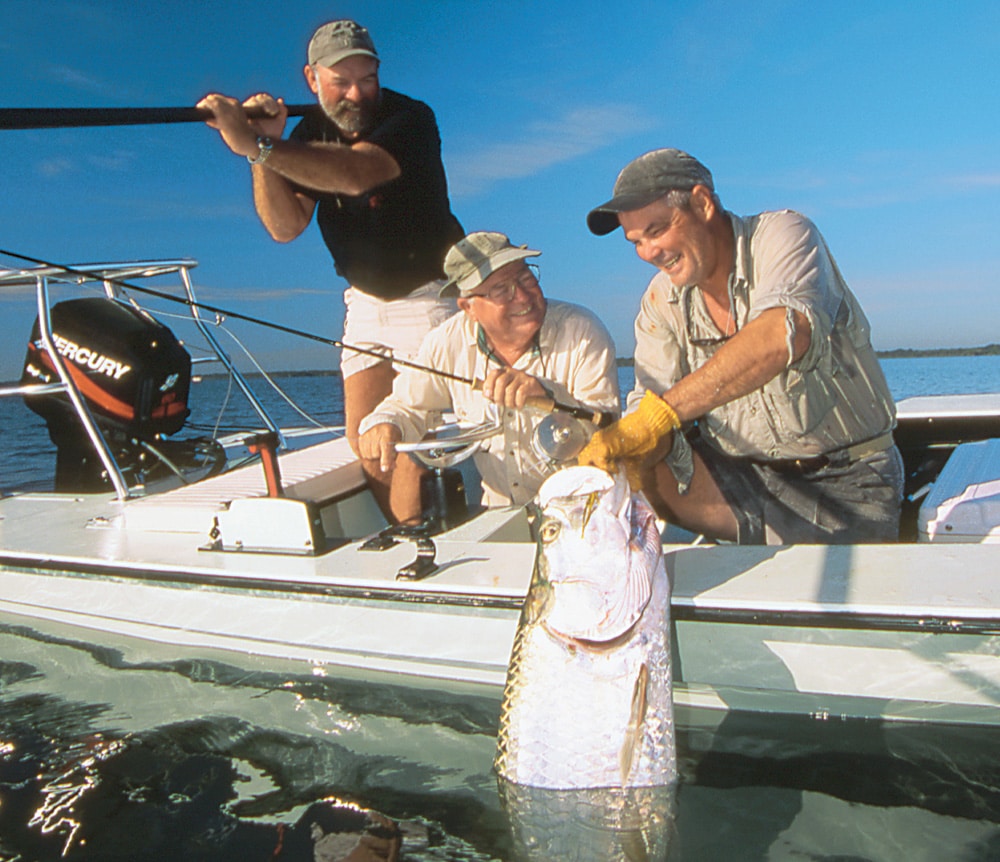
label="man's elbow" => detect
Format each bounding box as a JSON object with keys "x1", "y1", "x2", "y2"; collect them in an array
[
  {"x1": 788, "y1": 310, "x2": 812, "y2": 364},
  {"x1": 263, "y1": 216, "x2": 310, "y2": 243},
  {"x1": 337, "y1": 166, "x2": 401, "y2": 197},
  {"x1": 268, "y1": 226, "x2": 304, "y2": 243}
]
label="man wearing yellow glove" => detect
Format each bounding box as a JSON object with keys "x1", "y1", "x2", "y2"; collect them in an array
[{"x1": 582, "y1": 149, "x2": 903, "y2": 544}]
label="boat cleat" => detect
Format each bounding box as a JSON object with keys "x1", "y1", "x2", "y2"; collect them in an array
[
  {"x1": 394, "y1": 534, "x2": 438, "y2": 581},
  {"x1": 357, "y1": 523, "x2": 439, "y2": 580}
]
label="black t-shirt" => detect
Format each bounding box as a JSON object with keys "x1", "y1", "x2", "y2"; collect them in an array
[{"x1": 289, "y1": 90, "x2": 464, "y2": 299}]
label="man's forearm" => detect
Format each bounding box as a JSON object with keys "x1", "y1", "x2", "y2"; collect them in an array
[
  {"x1": 664, "y1": 308, "x2": 809, "y2": 421},
  {"x1": 252, "y1": 166, "x2": 314, "y2": 242},
  {"x1": 258, "y1": 139, "x2": 399, "y2": 196},
  {"x1": 251, "y1": 139, "x2": 400, "y2": 241}
]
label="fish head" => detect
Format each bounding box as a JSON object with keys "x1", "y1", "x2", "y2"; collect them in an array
[{"x1": 531, "y1": 466, "x2": 661, "y2": 644}]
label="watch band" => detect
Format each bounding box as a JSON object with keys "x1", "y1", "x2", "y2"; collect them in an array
[{"x1": 247, "y1": 136, "x2": 273, "y2": 165}]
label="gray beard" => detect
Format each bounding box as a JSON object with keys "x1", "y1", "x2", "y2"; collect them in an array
[{"x1": 319, "y1": 92, "x2": 377, "y2": 137}]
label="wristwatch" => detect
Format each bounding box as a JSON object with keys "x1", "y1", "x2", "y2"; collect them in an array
[{"x1": 247, "y1": 136, "x2": 273, "y2": 165}]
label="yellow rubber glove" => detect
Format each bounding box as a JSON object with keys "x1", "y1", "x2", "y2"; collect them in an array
[{"x1": 577, "y1": 391, "x2": 681, "y2": 474}]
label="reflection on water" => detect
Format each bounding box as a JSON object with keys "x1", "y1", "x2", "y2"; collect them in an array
[
  {"x1": 2, "y1": 619, "x2": 1000, "y2": 861},
  {"x1": 499, "y1": 781, "x2": 677, "y2": 861}
]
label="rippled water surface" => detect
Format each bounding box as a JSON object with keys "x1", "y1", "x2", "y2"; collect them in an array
[{"x1": 3, "y1": 620, "x2": 1000, "y2": 861}]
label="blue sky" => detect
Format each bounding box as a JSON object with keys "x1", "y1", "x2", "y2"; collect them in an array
[{"x1": 2, "y1": 0, "x2": 999, "y2": 375}]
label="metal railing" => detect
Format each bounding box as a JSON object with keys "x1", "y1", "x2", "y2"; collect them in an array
[{"x1": 0, "y1": 259, "x2": 281, "y2": 502}]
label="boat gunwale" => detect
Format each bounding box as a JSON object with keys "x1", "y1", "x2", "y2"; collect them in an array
[{"x1": 0, "y1": 552, "x2": 528, "y2": 610}]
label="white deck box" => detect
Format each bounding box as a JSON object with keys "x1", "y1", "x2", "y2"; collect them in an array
[{"x1": 918, "y1": 438, "x2": 1000, "y2": 543}]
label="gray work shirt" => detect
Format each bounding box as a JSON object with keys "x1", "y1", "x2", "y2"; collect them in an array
[{"x1": 630, "y1": 210, "x2": 896, "y2": 462}]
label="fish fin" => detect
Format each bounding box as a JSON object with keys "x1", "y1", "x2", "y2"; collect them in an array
[
  {"x1": 620, "y1": 663, "x2": 650, "y2": 784},
  {"x1": 581, "y1": 490, "x2": 600, "y2": 536},
  {"x1": 620, "y1": 828, "x2": 652, "y2": 862}
]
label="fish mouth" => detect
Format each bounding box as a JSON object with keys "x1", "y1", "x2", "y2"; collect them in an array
[{"x1": 540, "y1": 577, "x2": 640, "y2": 646}]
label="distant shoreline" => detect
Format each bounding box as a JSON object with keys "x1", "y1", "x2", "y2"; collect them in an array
[
  {"x1": 874, "y1": 344, "x2": 1000, "y2": 359},
  {"x1": 616, "y1": 344, "x2": 1000, "y2": 367},
  {"x1": 184, "y1": 345, "x2": 1000, "y2": 378}
]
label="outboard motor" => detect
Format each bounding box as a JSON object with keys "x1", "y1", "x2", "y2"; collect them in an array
[{"x1": 21, "y1": 297, "x2": 194, "y2": 491}]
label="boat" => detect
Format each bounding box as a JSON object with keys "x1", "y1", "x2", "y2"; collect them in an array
[{"x1": 2, "y1": 258, "x2": 1000, "y2": 728}]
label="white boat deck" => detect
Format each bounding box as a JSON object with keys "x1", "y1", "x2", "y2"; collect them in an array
[
  {"x1": 120, "y1": 436, "x2": 365, "y2": 533},
  {"x1": 4, "y1": 460, "x2": 1000, "y2": 622},
  {"x1": 0, "y1": 435, "x2": 535, "y2": 601},
  {"x1": 896, "y1": 392, "x2": 1000, "y2": 419}
]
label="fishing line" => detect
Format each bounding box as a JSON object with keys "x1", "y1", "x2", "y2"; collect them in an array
[
  {"x1": 0, "y1": 248, "x2": 614, "y2": 426},
  {"x1": 1, "y1": 247, "x2": 474, "y2": 384}
]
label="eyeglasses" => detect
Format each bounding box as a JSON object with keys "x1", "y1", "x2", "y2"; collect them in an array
[
  {"x1": 684, "y1": 288, "x2": 736, "y2": 348},
  {"x1": 688, "y1": 332, "x2": 734, "y2": 348},
  {"x1": 467, "y1": 264, "x2": 540, "y2": 304}
]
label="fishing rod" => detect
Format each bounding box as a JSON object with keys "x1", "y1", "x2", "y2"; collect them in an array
[
  {"x1": 0, "y1": 104, "x2": 314, "y2": 130},
  {"x1": 0, "y1": 249, "x2": 615, "y2": 427}
]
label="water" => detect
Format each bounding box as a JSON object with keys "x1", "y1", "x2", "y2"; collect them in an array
[{"x1": 2, "y1": 356, "x2": 1000, "y2": 860}]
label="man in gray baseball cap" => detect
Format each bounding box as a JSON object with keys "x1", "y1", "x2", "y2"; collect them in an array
[
  {"x1": 579, "y1": 148, "x2": 903, "y2": 545},
  {"x1": 198, "y1": 19, "x2": 463, "y2": 525},
  {"x1": 359, "y1": 231, "x2": 619, "y2": 509}
]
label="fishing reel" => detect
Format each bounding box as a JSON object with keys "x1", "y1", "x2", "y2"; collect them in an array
[{"x1": 530, "y1": 411, "x2": 594, "y2": 465}]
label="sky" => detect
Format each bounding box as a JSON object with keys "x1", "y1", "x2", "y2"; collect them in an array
[{"x1": 2, "y1": 0, "x2": 999, "y2": 376}]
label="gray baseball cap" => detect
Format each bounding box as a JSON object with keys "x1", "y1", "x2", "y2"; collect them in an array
[
  {"x1": 440, "y1": 232, "x2": 541, "y2": 297},
  {"x1": 308, "y1": 20, "x2": 378, "y2": 68},
  {"x1": 587, "y1": 148, "x2": 714, "y2": 235}
]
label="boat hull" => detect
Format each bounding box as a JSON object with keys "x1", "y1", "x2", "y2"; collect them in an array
[{"x1": 3, "y1": 533, "x2": 1000, "y2": 726}]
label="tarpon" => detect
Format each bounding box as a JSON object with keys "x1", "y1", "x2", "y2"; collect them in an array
[{"x1": 495, "y1": 466, "x2": 676, "y2": 790}]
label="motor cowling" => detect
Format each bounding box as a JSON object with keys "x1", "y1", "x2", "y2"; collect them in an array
[{"x1": 21, "y1": 297, "x2": 193, "y2": 489}]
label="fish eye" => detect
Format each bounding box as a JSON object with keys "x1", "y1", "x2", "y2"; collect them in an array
[{"x1": 539, "y1": 520, "x2": 561, "y2": 544}]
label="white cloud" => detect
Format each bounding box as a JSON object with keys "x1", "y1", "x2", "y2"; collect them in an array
[
  {"x1": 87, "y1": 150, "x2": 137, "y2": 172},
  {"x1": 729, "y1": 158, "x2": 1000, "y2": 214},
  {"x1": 121, "y1": 200, "x2": 257, "y2": 222},
  {"x1": 218, "y1": 286, "x2": 330, "y2": 302},
  {"x1": 37, "y1": 158, "x2": 75, "y2": 177},
  {"x1": 33, "y1": 149, "x2": 136, "y2": 179},
  {"x1": 447, "y1": 104, "x2": 656, "y2": 197},
  {"x1": 43, "y1": 64, "x2": 120, "y2": 98},
  {"x1": 952, "y1": 173, "x2": 1000, "y2": 189}
]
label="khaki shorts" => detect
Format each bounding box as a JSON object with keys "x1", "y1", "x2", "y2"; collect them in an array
[{"x1": 340, "y1": 281, "x2": 456, "y2": 380}]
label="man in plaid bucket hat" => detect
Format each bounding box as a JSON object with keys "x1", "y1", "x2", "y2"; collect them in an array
[{"x1": 359, "y1": 231, "x2": 620, "y2": 509}]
